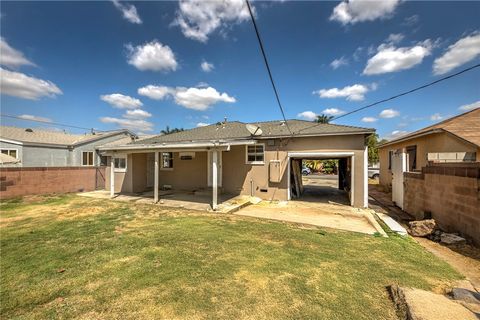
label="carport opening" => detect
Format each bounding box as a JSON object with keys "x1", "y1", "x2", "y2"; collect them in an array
[{"x1": 290, "y1": 157, "x2": 352, "y2": 205}]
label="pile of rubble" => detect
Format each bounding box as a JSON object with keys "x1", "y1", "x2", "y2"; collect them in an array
[{"x1": 408, "y1": 219, "x2": 467, "y2": 245}]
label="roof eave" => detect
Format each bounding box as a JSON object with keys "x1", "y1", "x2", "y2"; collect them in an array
[{"x1": 378, "y1": 129, "x2": 444, "y2": 148}]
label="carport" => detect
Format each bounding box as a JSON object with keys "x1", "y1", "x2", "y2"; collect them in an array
[{"x1": 287, "y1": 151, "x2": 368, "y2": 207}]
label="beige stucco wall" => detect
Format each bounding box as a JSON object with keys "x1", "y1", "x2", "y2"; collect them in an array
[
  {"x1": 157, "y1": 151, "x2": 208, "y2": 190},
  {"x1": 105, "y1": 153, "x2": 147, "y2": 193},
  {"x1": 223, "y1": 135, "x2": 367, "y2": 207},
  {"x1": 379, "y1": 132, "x2": 479, "y2": 187},
  {"x1": 104, "y1": 134, "x2": 368, "y2": 207}
]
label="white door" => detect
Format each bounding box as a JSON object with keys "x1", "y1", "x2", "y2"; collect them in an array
[
  {"x1": 391, "y1": 150, "x2": 406, "y2": 209},
  {"x1": 207, "y1": 151, "x2": 222, "y2": 187}
]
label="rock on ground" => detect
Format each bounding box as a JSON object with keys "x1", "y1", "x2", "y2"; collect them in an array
[
  {"x1": 408, "y1": 219, "x2": 436, "y2": 237},
  {"x1": 441, "y1": 233, "x2": 467, "y2": 245},
  {"x1": 389, "y1": 285, "x2": 477, "y2": 320}
]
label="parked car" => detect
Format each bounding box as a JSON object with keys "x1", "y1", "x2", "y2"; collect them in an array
[
  {"x1": 302, "y1": 167, "x2": 312, "y2": 175},
  {"x1": 368, "y1": 167, "x2": 380, "y2": 179}
]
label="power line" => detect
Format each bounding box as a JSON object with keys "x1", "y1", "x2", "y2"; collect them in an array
[
  {"x1": 0, "y1": 114, "x2": 103, "y2": 132},
  {"x1": 297, "y1": 63, "x2": 480, "y2": 133},
  {"x1": 245, "y1": 0, "x2": 293, "y2": 136}
]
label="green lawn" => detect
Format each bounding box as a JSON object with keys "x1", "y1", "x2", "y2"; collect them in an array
[{"x1": 0, "y1": 195, "x2": 461, "y2": 319}]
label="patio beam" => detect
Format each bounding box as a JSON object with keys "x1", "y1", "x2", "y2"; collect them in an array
[
  {"x1": 212, "y1": 150, "x2": 218, "y2": 210},
  {"x1": 110, "y1": 155, "x2": 114, "y2": 198},
  {"x1": 154, "y1": 151, "x2": 159, "y2": 203}
]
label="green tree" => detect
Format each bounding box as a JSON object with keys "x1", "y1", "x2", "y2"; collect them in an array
[
  {"x1": 160, "y1": 126, "x2": 184, "y2": 135},
  {"x1": 366, "y1": 133, "x2": 383, "y2": 165},
  {"x1": 315, "y1": 114, "x2": 334, "y2": 124}
]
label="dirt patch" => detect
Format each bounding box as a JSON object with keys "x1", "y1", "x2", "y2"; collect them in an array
[{"x1": 415, "y1": 237, "x2": 480, "y2": 291}]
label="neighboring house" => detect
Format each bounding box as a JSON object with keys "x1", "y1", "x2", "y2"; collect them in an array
[
  {"x1": 378, "y1": 108, "x2": 480, "y2": 188},
  {"x1": 98, "y1": 120, "x2": 374, "y2": 208},
  {"x1": 0, "y1": 126, "x2": 136, "y2": 167}
]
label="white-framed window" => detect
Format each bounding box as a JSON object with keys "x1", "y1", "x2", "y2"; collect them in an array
[
  {"x1": 161, "y1": 152, "x2": 174, "y2": 170},
  {"x1": 1, "y1": 149, "x2": 18, "y2": 159},
  {"x1": 82, "y1": 151, "x2": 94, "y2": 166},
  {"x1": 246, "y1": 144, "x2": 265, "y2": 164},
  {"x1": 114, "y1": 155, "x2": 127, "y2": 172}
]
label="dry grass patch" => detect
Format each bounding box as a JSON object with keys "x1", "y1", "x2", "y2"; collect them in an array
[{"x1": 0, "y1": 195, "x2": 462, "y2": 319}]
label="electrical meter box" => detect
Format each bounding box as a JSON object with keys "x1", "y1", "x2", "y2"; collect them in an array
[{"x1": 269, "y1": 160, "x2": 281, "y2": 183}]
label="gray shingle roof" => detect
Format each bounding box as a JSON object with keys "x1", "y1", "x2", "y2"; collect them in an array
[
  {"x1": 134, "y1": 120, "x2": 374, "y2": 145},
  {"x1": 0, "y1": 126, "x2": 129, "y2": 146}
]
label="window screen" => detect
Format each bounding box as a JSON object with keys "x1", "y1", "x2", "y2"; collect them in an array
[
  {"x1": 114, "y1": 157, "x2": 126, "y2": 170},
  {"x1": 82, "y1": 151, "x2": 94, "y2": 166},
  {"x1": 247, "y1": 144, "x2": 264, "y2": 163},
  {"x1": 1, "y1": 149, "x2": 17, "y2": 158},
  {"x1": 162, "y1": 152, "x2": 173, "y2": 168}
]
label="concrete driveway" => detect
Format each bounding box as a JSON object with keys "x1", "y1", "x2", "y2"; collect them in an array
[{"x1": 235, "y1": 175, "x2": 385, "y2": 235}]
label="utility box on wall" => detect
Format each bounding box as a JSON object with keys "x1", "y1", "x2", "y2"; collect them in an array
[{"x1": 269, "y1": 160, "x2": 281, "y2": 183}]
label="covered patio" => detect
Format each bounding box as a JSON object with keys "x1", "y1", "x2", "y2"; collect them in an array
[
  {"x1": 78, "y1": 189, "x2": 254, "y2": 213},
  {"x1": 100, "y1": 140, "x2": 256, "y2": 211}
]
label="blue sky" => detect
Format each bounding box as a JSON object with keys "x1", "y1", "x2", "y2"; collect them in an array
[{"x1": 1, "y1": 0, "x2": 479, "y2": 139}]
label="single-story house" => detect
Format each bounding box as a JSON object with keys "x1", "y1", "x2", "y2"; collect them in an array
[
  {"x1": 378, "y1": 108, "x2": 480, "y2": 188},
  {"x1": 98, "y1": 119, "x2": 374, "y2": 209},
  {"x1": 0, "y1": 126, "x2": 136, "y2": 167}
]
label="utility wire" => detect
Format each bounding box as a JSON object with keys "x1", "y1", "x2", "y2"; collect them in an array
[
  {"x1": 297, "y1": 63, "x2": 480, "y2": 133},
  {"x1": 0, "y1": 114, "x2": 103, "y2": 132},
  {"x1": 245, "y1": 0, "x2": 293, "y2": 136}
]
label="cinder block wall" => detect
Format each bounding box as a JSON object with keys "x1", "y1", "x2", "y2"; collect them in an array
[
  {"x1": 403, "y1": 164, "x2": 480, "y2": 245},
  {"x1": 0, "y1": 167, "x2": 105, "y2": 199},
  {"x1": 403, "y1": 172, "x2": 426, "y2": 219}
]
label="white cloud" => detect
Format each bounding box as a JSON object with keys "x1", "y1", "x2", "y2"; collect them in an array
[
  {"x1": 330, "y1": 0, "x2": 400, "y2": 25},
  {"x1": 433, "y1": 31, "x2": 480, "y2": 75},
  {"x1": 100, "y1": 93, "x2": 143, "y2": 109},
  {"x1": 174, "y1": 86, "x2": 236, "y2": 110},
  {"x1": 297, "y1": 111, "x2": 317, "y2": 121},
  {"x1": 361, "y1": 116, "x2": 377, "y2": 123},
  {"x1": 384, "y1": 130, "x2": 409, "y2": 140},
  {"x1": 138, "y1": 85, "x2": 174, "y2": 100},
  {"x1": 100, "y1": 116, "x2": 153, "y2": 132},
  {"x1": 124, "y1": 109, "x2": 152, "y2": 119},
  {"x1": 0, "y1": 67, "x2": 62, "y2": 100},
  {"x1": 430, "y1": 113, "x2": 444, "y2": 121},
  {"x1": 459, "y1": 100, "x2": 480, "y2": 111},
  {"x1": 173, "y1": 0, "x2": 251, "y2": 42},
  {"x1": 330, "y1": 56, "x2": 348, "y2": 69},
  {"x1": 0, "y1": 38, "x2": 35, "y2": 68},
  {"x1": 322, "y1": 108, "x2": 345, "y2": 116},
  {"x1": 196, "y1": 122, "x2": 209, "y2": 127},
  {"x1": 112, "y1": 0, "x2": 142, "y2": 24},
  {"x1": 18, "y1": 114, "x2": 52, "y2": 123},
  {"x1": 363, "y1": 41, "x2": 432, "y2": 75},
  {"x1": 126, "y1": 40, "x2": 178, "y2": 72},
  {"x1": 313, "y1": 84, "x2": 371, "y2": 101},
  {"x1": 200, "y1": 60, "x2": 214, "y2": 72},
  {"x1": 386, "y1": 33, "x2": 404, "y2": 44},
  {"x1": 138, "y1": 85, "x2": 236, "y2": 110},
  {"x1": 379, "y1": 108, "x2": 400, "y2": 118},
  {"x1": 196, "y1": 82, "x2": 209, "y2": 88},
  {"x1": 402, "y1": 15, "x2": 419, "y2": 27}
]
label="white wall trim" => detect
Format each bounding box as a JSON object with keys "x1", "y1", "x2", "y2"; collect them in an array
[
  {"x1": 364, "y1": 145, "x2": 368, "y2": 208},
  {"x1": 288, "y1": 152, "x2": 355, "y2": 158},
  {"x1": 351, "y1": 155, "x2": 355, "y2": 207},
  {"x1": 287, "y1": 151, "x2": 356, "y2": 205},
  {"x1": 0, "y1": 138, "x2": 23, "y2": 146}
]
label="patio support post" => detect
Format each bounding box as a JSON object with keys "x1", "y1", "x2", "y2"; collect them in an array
[
  {"x1": 212, "y1": 150, "x2": 218, "y2": 210},
  {"x1": 154, "y1": 151, "x2": 159, "y2": 203},
  {"x1": 110, "y1": 155, "x2": 115, "y2": 198}
]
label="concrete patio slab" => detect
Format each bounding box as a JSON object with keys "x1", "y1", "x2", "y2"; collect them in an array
[
  {"x1": 234, "y1": 200, "x2": 385, "y2": 235},
  {"x1": 77, "y1": 190, "x2": 252, "y2": 213}
]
